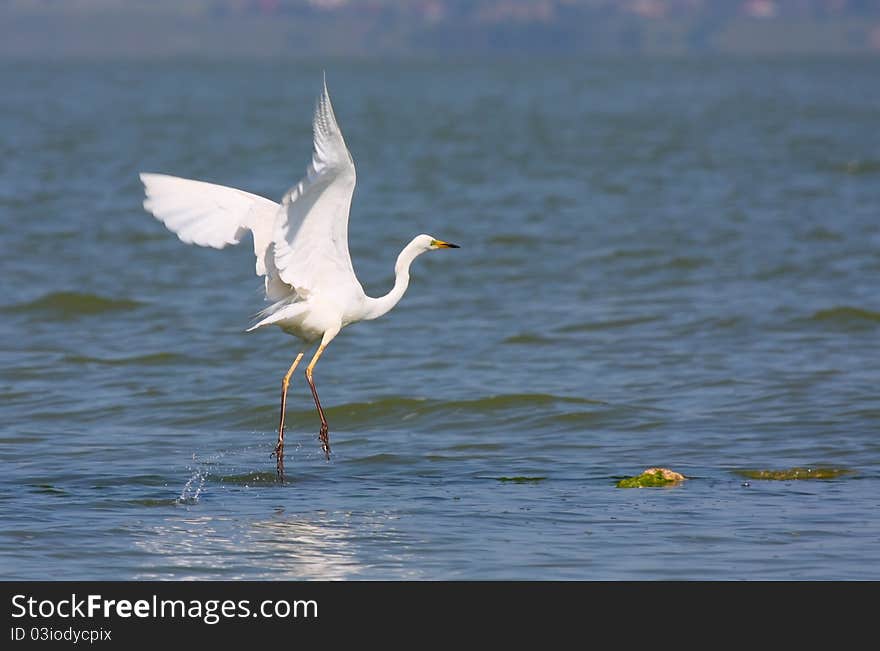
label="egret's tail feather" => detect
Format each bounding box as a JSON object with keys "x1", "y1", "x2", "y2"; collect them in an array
[{"x1": 246, "y1": 297, "x2": 306, "y2": 332}]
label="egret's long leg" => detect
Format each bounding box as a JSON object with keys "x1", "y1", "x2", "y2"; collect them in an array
[
  {"x1": 305, "y1": 343, "x2": 332, "y2": 459},
  {"x1": 274, "y1": 351, "x2": 304, "y2": 463}
]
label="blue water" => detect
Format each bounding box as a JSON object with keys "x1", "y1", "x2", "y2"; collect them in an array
[{"x1": 1, "y1": 58, "x2": 879, "y2": 579}]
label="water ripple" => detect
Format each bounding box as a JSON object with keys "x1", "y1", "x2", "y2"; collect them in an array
[
  {"x1": 809, "y1": 306, "x2": 880, "y2": 324},
  {"x1": 4, "y1": 291, "x2": 142, "y2": 320}
]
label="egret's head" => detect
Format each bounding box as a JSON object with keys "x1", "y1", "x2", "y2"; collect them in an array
[
  {"x1": 396, "y1": 234, "x2": 460, "y2": 275},
  {"x1": 416, "y1": 234, "x2": 460, "y2": 251}
]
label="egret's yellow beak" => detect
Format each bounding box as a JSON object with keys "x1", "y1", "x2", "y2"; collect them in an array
[{"x1": 431, "y1": 239, "x2": 460, "y2": 249}]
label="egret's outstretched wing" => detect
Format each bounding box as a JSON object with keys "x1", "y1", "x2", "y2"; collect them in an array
[
  {"x1": 272, "y1": 78, "x2": 362, "y2": 298},
  {"x1": 140, "y1": 173, "x2": 292, "y2": 301}
]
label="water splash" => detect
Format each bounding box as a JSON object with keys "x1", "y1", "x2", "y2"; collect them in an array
[
  {"x1": 176, "y1": 443, "x2": 278, "y2": 501},
  {"x1": 177, "y1": 458, "x2": 206, "y2": 505}
]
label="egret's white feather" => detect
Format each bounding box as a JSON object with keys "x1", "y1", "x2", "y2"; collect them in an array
[
  {"x1": 140, "y1": 79, "x2": 360, "y2": 308},
  {"x1": 140, "y1": 172, "x2": 293, "y2": 301},
  {"x1": 271, "y1": 77, "x2": 362, "y2": 301}
]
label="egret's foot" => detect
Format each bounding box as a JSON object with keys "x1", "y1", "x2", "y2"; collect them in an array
[
  {"x1": 275, "y1": 453, "x2": 285, "y2": 482},
  {"x1": 272, "y1": 439, "x2": 285, "y2": 479},
  {"x1": 319, "y1": 425, "x2": 331, "y2": 460}
]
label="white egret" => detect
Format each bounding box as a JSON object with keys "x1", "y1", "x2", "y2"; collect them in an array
[{"x1": 139, "y1": 78, "x2": 458, "y2": 473}]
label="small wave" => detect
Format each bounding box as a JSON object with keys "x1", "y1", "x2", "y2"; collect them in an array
[
  {"x1": 29, "y1": 483, "x2": 68, "y2": 496},
  {"x1": 351, "y1": 453, "x2": 412, "y2": 465},
  {"x1": 129, "y1": 498, "x2": 182, "y2": 507},
  {"x1": 754, "y1": 263, "x2": 804, "y2": 280},
  {"x1": 557, "y1": 315, "x2": 661, "y2": 333},
  {"x1": 5, "y1": 291, "x2": 142, "y2": 320},
  {"x1": 495, "y1": 476, "x2": 546, "y2": 483},
  {"x1": 444, "y1": 442, "x2": 505, "y2": 452},
  {"x1": 90, "y1": 474, "x2": 169, "y2": 489},
  {"x1": 594, "y1": 247, "x2": 663, "y2": 261},
  {"x1": 734, "y1": 467, "x2": 853, "y2": 481},
  {"x1": 502, "y1": 333, "x2": 555, "y2": 345},
  {"x1": 670, "y1": 314, "x2": 745, "y2": 335},
  {"x1": 666, "y1": 256, "x2": 710, "y2": 270},
  {"x1": 487, "y1": 234, "x2": 534, "y2": 246},
  {"x1": 324, "y1": 392, "x2": 603, "y2": 425},
  {"x1": 620, "y1": 256, "x2": 710, "y2": 275},
  {"x1": 802, "y1": 227, "x2": 843, "y2": 242},
  {"x1": 63, "y1": 352, "x2": 186, "y2": 366},
  {"x1": 809, "y1": 306, "x2": 880, "y2": 326},
  {"x1": 547, "y1": 410, "x2": 609, "y2": 426},
  {"x1": 437, "y1": 393, "x2": 603, "y2": 411},
  {"x1": 217, "y1": 471, "x2": 280, "y2": 486},
  {"x1": 840, "y1": 159, "x2": 880, "y2": 175}
]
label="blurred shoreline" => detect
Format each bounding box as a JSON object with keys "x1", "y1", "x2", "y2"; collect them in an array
[{"x1": 3, "y1": 0, "x2": 879, "y2": 60}]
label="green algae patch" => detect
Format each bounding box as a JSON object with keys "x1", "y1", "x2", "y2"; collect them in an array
[
  {"x1": 735, "y1": 467, "x2": 851, "y2": 481},
  {"x1": 616, "y1": 467, "x2": 686, "y2": 488},
  {"x1": 497, "y1": 476, "x2": 546, "y2": 484}
]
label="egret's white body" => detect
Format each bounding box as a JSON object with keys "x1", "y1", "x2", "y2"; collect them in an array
[{"x1": 139, "y1": 78, "x2": 457, "y2": 472}]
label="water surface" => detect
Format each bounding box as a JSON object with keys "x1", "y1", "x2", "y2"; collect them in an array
[{"x1": 1, "y1": 58, "x2": 879, "y2": 579}]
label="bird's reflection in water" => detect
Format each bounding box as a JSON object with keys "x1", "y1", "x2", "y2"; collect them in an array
[{"x1": 133, "y1": 510, "x2": 416, "y2": 580}]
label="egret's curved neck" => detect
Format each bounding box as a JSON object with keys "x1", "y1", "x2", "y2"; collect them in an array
[{"x1": 362, "y1": 238, "x2": 426, "y2": 321}]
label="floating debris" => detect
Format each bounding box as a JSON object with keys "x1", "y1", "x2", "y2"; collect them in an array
[
  {"x1": 734, "y1": 467, "x2": 851, "y2": 481},
  {"x1": 616, "y1": 467, "x2": 686, "y2": 488}
]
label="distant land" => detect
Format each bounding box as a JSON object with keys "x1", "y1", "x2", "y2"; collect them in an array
[{"x1": 3, "y1": 0, "x2": 880, "y2": 59}]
